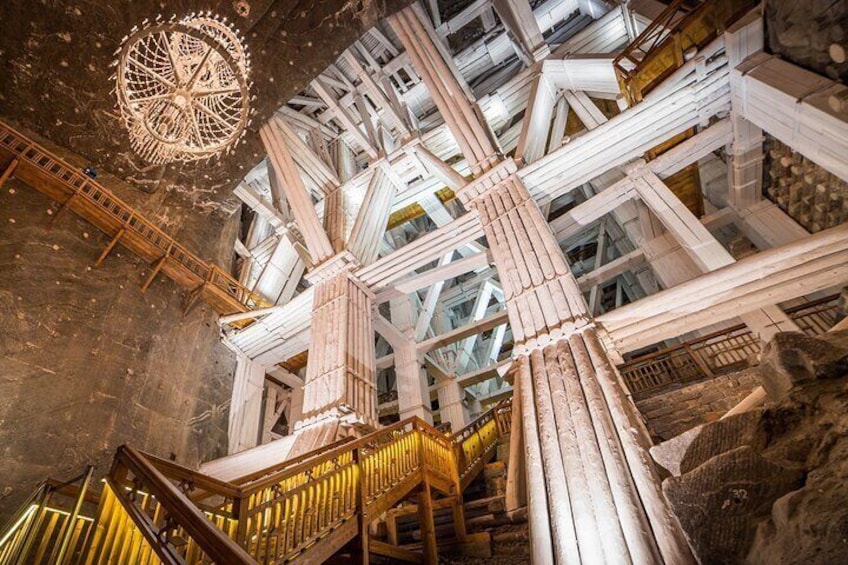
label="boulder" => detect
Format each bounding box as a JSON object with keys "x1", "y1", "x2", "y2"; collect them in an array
[
  {"x1": 658, "y1": 330, "x2": 848, "y2": 563},
  {"x1": 759, "y1": 330, "x2": 848, "y2": 399},
  {"x1": 651, "y1": 410, "x2": 765, "y2": 477},
  {"x1": 663, "y1": 446, "x2": 804, "y2": 562}
]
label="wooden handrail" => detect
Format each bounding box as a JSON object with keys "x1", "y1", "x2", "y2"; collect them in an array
[
  {"x1": 113, "y1": 445, "x2": 254, "y2": 565},
  {"x1": 618, "y1": 294, "x2": 842, "y2": 396},
  {"x1": 140, "y1": 451, "x2": 242, "y2": 499},
  {"x1": 237, "y1": 416, "x2": 447, "y2": 496},
  {"x1": 619, "y1": 293, "x2": 841, "y2": 370},
  {"x1": 613, "y1": 0, "x2": 758, "y2": 103},
  {"x1": 229, "y1": 436, "x2": 355, "y2": 487}
]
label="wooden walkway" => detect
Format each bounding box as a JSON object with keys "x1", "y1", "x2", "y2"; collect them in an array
[{"x1": 0, "y1": 120, "x2": 264, "y2": 317}]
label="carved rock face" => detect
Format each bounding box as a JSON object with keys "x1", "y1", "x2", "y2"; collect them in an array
[
  {"x1": 759, "y1": 330, "x2": 848, "y2": 399},
  {"x1": 656, "y1": 330, "x2": 848, "y2": 563}
]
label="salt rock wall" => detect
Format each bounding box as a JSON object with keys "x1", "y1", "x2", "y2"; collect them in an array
[
  {"x1": 654, "y1": 330, "x2": 848, "y2": 563},
  {"x1": 0, "y1": 131, "x2": 239, "y2": 523},
  {"x1": 636, "y1": 368, "x2": 761, "y2": 442}
]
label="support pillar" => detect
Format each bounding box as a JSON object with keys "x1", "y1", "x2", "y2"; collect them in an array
[
  {"x1": 455, "y1": 159, "x2": 694, "y2": 564},
  {"x1": 390, "y1": 296, "x2": 433, "y2": 423},
  {"x1": 291, "y1": 263, "x2": 378, "y2": 453},
  {"x1": 389, "y1": 5, "x2": 500, "y2": 175},
  {"x1": 228, "y1": 354, "x2": 266, "y2": 454},
  {"x1": 436, "y1": 378, "x2": 466, "y2": 432}
]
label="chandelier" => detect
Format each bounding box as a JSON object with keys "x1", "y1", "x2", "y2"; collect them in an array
[{"x1": 115, "y1": 14, "x2": 252, "y2": 164}]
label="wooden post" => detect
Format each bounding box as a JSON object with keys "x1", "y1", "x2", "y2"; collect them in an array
[
  {"x1": 504, "y1": 370, "x2": 526, "y2": 513},
  {"x1": 354, "y1": 446, "x2": 370, "y2": 564},
  {"x1": 0, "y1": 157, "x2": 18, "y2": 188},
  {"x1": 48, "y1": 183, "x2": 85, "y2": 228},
  {"x1": 95, "y1": 228, "x2": 125, "y2": 266},
  {"x1": 417, "y1": 482, "x2": 438, "y2": 565},
  {"x1": 140, "y1": 244, "x2": 171, "y2": 293}
]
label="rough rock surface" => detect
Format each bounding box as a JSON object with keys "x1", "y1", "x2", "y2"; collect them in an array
[
  {"x1": 636, "y1": 368, "x2": 761, "y2": 442},
  {"x1": 0, "y1": 160, "x2": 238, "y2": 523},
  {"x1": 765, "y1": 0, "x2": 848, "y2": 82},
  {"x1": 658, "y1": 330, "x2": 848, "y2": 563},
  {"x1": 760, "y1": 330, "x2": 848, "y2": 399}
]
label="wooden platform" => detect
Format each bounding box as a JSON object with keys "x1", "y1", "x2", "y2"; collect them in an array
[{"x1": 0, "y1": 120, "x2": 263, "y2": 317}]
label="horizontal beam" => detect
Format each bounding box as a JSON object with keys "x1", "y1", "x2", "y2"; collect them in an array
[
  {"x1": 576, "y1": 248, "x2": 646, "y2": 290},
  {"x1": 597, "y1": 223, "x2": 848, "y2": 352},
  {"x1": 418, "y1": 310, "x2": 510, "y2": 354},
  {"x1": 375, "y1": 251, "x2": 491, "y2": 304}
]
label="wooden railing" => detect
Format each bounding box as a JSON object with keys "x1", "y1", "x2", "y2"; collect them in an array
[
  {"x1": 85, "y1": 446, "x2": 251, "y2": 565},
  {"x1": 452, "y1": 398, "x2": 510, "y2": 490},
  {"x1": 0, "y1": 467, "x2": 95, "y2": 565},
  {"x1": 0, "y1": 121, "x2": 268, "y2": 317},
  {"x1": 81, "y1": 400, "x2": 512, "y2": 564},
  {"x1": 613, "y1": 0, "x2": 758, "y2": 104},
  {"x1": 619, "y1": 294, "x2": 842, "y2": 397}
]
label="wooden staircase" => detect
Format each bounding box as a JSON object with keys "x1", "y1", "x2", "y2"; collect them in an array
[{"x1": 0, "y1": 400, "x2": 513, "y2": 564}]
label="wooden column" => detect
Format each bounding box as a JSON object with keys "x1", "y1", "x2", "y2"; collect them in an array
[
  {"x1": 348, "y1": 166, "x2": 397, "y2": 266},
  {"x1": 492, "y1": 0, "x2": 549, "y2": 63},
  {"x1": 389, "y1": 5, "x2": 500, "y2": 175},
  {"x1": 434, "y1": 375, "x2": 466, "y2": 432},
  {"x1": 298, "y1": 266, "x2": 378, "y2": 431},
  {"x1": 390, "y1": 296, "x2": 433, "y2": 423},
  {"x1": 260, "y1": 118, "x2": 335, "y2": 265},
  {"x1": 455, "y1": 158, "x2": 695, "y2": 565},
  {"x1": 228, "y1": 354, "x2": 266, "y2": 454},
  {"x1": 417, "y1": 482, "x2": 438, "y2": 564}
]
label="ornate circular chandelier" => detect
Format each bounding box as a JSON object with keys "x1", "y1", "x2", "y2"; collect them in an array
[{"x1": 115, "y1": 14, "x2": 252, "y2": 164}]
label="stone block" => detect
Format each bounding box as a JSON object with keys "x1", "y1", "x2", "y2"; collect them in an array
[
  {"x1": 663, "y1": 446, "x2": 805, "y2": 563},
  {"x1": 760, "y1": 330, "x2": 848, "y2": 399},
  {"x1": 651, "y1": 410, "x2": 765, "y2": 476}
]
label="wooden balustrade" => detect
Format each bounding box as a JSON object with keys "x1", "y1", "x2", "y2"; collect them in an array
[
  {"x1": 613, "y1": 0, "x2": 758, "y2": 104},
  {"x1": 69, "y1": 400, "x2": 513, "y2": 564},
  {"x1": 0, "y1": 121, "x2": 269, "y2": 319},
  {"x1": 0, "y1": 467, "x2": 96, "y2": 565},
  {"x1": 618, "y1": 294, "x2": 842, "y2": 397},
  {"x1": 85, "y1": 446, "x2": 250, "y2": 565}
]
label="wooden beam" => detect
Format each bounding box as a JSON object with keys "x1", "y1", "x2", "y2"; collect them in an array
[
  {"x1": 95, "y1": 228, "x2": 125, "y2": 267},
  {"x1": 598, "y1": 223, "x2": 848, "y2": 352},
  {"x1": 369, "y1": 540, "x2": 421, "y2": 563},
  {"x1": 260, "y1": 119, "x2": 334, "y2": 264},
  {"x1": 0, "y1": 157, "x2": 18, "y2": 187},
  {"x1": 418, "y1": 310, "x2": 509, "y2": 354}
]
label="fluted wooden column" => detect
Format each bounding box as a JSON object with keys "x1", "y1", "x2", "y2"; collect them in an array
[
  {"x1": 298, "y1": 266, "x2": 378, "y2": 431},
  {"x1": 390, "y1": 296, "x2": 433, "y2": 423},
  {"x1": 389, "y1": 5, "x2": 500, "y2": 175},
  {"x1": 456, "y1": 159, "x2": 694, "y2": 565}
]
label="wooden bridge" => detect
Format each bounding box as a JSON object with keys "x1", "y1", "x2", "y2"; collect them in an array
[{"x1": 0, "y1": 121, "x2": 265, "y2": 319}]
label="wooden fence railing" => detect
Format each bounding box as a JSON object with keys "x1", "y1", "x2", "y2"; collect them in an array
[
  {"x1": 613, "y1": 0, "x2": 758, "y2": 104},
  {"x1": 619, "y1": 294, "x2": 842, "y2": 397},
  {"x1": 0, "y1": 121, "x2": 268, "y2": 319},
  {"x1": 73, "y1": 400, "x2": 512, "y2": 564}
]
